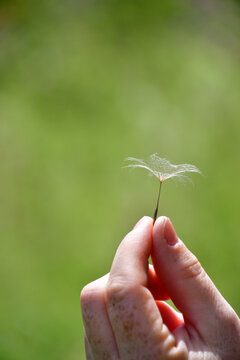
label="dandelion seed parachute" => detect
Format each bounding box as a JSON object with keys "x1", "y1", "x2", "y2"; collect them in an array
[{"x1": 124, "y1": 154, "x2": 201, "y2": 222}]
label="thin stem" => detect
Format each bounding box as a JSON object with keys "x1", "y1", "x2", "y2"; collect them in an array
[{"x1": 153, "y1": 181, "x2": 162, "y2": 224}]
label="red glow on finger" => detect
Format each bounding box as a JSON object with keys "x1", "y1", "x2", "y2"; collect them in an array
[
  {"x1": 147, "y1": 266, "x2": 169, "y2": 300},
  {"x1": 156, "y1": 301, "x2": 183, "y2": 332}
]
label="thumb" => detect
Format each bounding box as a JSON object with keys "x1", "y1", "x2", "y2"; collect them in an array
[{"x1": 151, "y1": 217, "x2": 231, "y2": 335}]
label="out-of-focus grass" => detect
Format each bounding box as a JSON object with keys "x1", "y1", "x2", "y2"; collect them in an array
[{"x1": 0, "y1": 1, "x2": 239, "y2": 359}]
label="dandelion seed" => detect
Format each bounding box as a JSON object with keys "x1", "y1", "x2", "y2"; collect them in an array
[{"x1": 124, "y1": 154, "x2": 201, "y2": 223}]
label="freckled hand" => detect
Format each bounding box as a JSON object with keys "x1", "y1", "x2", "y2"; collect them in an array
[{"x1": 81, "y1": 217, "x2": 240, "y2": 359}]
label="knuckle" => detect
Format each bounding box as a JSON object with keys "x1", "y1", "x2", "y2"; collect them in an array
[
  {"x1": 105, "y1": 279, "x2": 126, "y2": 304},
  {"x1": 80, "y1": 284, "x2": 92, "y2": 304},
  {"x1": 80, "y1": 282, "x2": 101, "y2": 305},
  {"x1": 80, "y1": 275, "x2": 108, "y2": 305},
  {"x1": 168, "y1": 349, "x2": 188, "y2": 360},
  {"x1": 181, "y1": 255, "x2": 204, "y2": 280},
  {"x1": 167, "y1": 340, "x2": 188, "y2": 360},
  {"x1": 105, "y1": 277, "x2": 137, "y2": 306}
]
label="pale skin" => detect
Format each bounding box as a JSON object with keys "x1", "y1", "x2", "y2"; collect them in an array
[{"x1": 80, "y1": 216, "x2": 240, "y2": 359}]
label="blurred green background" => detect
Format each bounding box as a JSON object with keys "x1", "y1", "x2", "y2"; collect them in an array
[{"x1": 0, "y1": 0, "x2": 240, "y2": 359}]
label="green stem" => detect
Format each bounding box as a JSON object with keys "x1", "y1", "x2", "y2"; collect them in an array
[{"x1": 153, "y1": 181, "x2": 162, "y2": 224}]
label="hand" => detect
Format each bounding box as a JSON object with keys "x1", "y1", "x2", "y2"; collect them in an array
[{"x1": 80, "y1": 216, "x2": 240, "y2": 359}]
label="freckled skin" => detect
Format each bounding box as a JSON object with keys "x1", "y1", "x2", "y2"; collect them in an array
[{"x1": 80, "y1": 217, "x2": 240, "y2": 359}]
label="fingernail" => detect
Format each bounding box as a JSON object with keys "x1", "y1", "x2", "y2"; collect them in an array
[
  {"x1": 133, "y1": 216, "x2": 148, "y2": 229},
  {"x1": 164, "y1": 218, "x2": 178, "y2": 246}
]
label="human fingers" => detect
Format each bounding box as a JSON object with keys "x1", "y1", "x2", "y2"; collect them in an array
[
  {"x1": 148, "y1": 264, "x2": 169, "y2": 301},
  {"x1": 80, "y1": 265, "x2": 168, "y2": 359},
  {"x1": 156, "y1": 301, "x2": 184, "y2": 333},
  {"x1": 80, "y1": 274, "x2": 119, "y2": 359},
  {"x1": 105, "y1": 216, "x2": 188, "y2": 359},
  {"x1": 152, "y1": 217, "x2": 240, "y2": 342}
]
